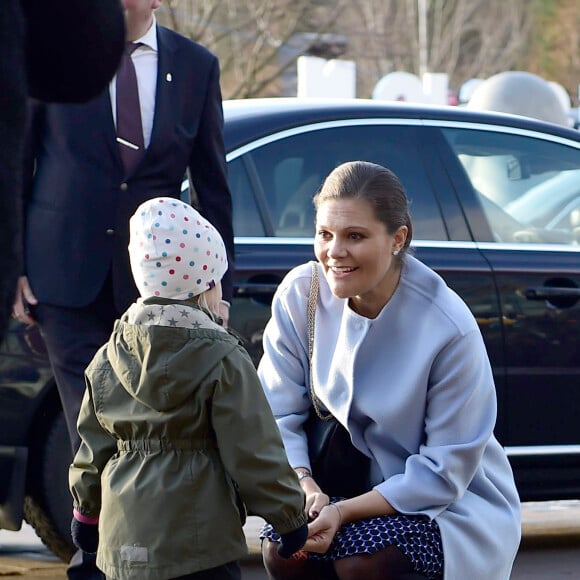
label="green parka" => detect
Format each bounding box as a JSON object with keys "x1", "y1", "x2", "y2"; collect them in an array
[{"x1": 69, "y1": 297, "x2": 306, "y2": 580}]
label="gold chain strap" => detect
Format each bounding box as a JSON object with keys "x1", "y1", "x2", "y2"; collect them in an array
[{"x1": 308, "y1": 262, "x2": 333, "y2": 421}]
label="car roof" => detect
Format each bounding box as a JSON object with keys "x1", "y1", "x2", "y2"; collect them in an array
[{"x1": 222, "y1": 97, "x2": 580, "y2": 150}]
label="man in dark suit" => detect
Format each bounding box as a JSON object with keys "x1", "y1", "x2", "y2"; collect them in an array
[{"x1": 12, "y1": 1, "x2": 233, "y2": 577}]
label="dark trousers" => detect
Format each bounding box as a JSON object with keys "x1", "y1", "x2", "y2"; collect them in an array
[
  {"x1": 67, "y1": 551, "x2": 104, "y2": 580},
  {"x1": 171, "y1": 561, "x2": 241, "y2": 579},
  {"x1": 34, "y1": 274, "x2": 122, "y2": 580},
  {"x1": 35, "y1": 273, "x2": 120, "y2": 454}
]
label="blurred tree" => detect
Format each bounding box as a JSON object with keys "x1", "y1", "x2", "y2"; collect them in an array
[
  {"x1": 520, "y1": 0, "x2": 580, "y2": 105},
  {"x1": 157, "y1": 0, "x2": 348, "y2": 98},
  {"x1": 156, "y1": 0, "x2": 580, "y2": 103},
  {"x1": 338, "y1": 0, "x2": 532, "y2": 98}
]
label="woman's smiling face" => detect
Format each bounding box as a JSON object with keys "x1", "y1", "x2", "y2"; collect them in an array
[{"x1": 314, "y1": 198, "x2": 406, "y2": 313}]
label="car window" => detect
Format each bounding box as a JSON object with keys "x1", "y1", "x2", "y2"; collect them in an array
[
  {"x1": 228, "y1": 156, "x2": 265, "y2": 236},
  {"x1": 442, "y1": 128, "x2": 580, "y2": 245},
  {"x1": 230, "y1": 124, "x2": 447, "y2": 240}
]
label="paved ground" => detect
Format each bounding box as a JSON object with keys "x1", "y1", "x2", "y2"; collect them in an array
[
  {"x1": 0, "y1": 516, "x2": 265, "y2": 578},
  {"x1": 1, "y1": 500, "x2": 580, "y2": 578}
]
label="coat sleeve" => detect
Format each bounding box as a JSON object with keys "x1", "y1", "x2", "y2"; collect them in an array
[
  {"x1": 69, "y1": 371, "x2": 117, "y2": 519},
  {"x1": 186, "y1": 56, "x2": 234, "y2": 302},
  {"x1": 21, "y1": 99, "x2": 45, "y2": 208},
  {"x1": 257, "y1": 270, "x2": 313, "y2": 471},
  {"x1": 210, "y1": 345, "x2": 307, "y2": 535}
]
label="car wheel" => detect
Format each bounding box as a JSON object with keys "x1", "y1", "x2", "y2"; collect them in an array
[{"x1": 24, "y1": 410, "x2": 75, "y2": 562}]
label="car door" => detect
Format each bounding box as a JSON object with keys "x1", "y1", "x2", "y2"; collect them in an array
[{"x1": 439, "y1": 124, "x2": 580, "y2": 499}]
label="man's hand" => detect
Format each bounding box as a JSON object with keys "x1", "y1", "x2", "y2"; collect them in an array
[{"x1": 12, "y1": 276, "x2": 38, "y2": 326}]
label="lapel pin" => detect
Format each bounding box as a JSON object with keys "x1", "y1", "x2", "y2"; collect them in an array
[{"x1": 166, "y1": 73, "x2": 172, "y2": 82}]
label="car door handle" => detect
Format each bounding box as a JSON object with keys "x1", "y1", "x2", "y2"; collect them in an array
[
  {"x1": 525, "y1": 286, "x2": 580, "y2": 300},
  {"x1": 235, "y1": 282, "x2": 280, "y2": 297}
]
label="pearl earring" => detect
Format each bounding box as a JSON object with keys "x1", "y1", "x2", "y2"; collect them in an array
[{"x1": 393, "y1": 249, "x2": 400, "y2": 256}]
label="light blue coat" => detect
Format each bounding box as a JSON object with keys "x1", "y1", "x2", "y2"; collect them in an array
[{"x1": 258, "y1": 257, "x2": 521, "y2": 579}]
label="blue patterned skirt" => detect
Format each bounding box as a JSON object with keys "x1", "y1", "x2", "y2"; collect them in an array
[{"x1": 260, "y1": 504, "x2": 444, "y2": 579}]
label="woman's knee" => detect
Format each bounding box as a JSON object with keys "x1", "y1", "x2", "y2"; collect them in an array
[
  {"x1": 262, "y1": 540, "x2": 335, "y2": 580},
  {"x1": 334, "y1": 553, "x2": 376, "y2": 579},
  {"x1": 334, "y1": 546, "x2": 426, "y2": 580},
  {"x1": 262, "y1": 540, "x2": 307, "y2": 579}
]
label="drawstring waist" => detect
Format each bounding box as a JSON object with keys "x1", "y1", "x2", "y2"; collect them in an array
[{"x1": 117, "y1": 439, "x2": 215, "y2": 453}]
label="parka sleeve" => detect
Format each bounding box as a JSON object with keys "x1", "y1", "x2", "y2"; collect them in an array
[
  {"x1": 69, "y1": 374, "x2": 117, "y2": 519},
  {"x1": 210, "y1": 345, "x2": 307, "y2": 535}
]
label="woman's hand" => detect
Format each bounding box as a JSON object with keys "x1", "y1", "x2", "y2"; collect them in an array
[
  {"x1": 303, "y1": 503, "x2": 342, "y2": 553},
  {"x1": 299, "y1": 473, "x2": 330, "y2": 520}
]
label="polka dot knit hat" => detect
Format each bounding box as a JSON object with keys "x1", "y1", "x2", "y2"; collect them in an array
[{"x1": 129, "y1": 197, "x2": 228, "y2": 300}]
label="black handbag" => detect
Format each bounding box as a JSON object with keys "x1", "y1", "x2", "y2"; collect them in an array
[{"x1": 303, "y1": 262, "x2": 371, "y2": 498}]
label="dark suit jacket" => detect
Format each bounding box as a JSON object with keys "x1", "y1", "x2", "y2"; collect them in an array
[{"x1": 22, "y1": 25, "x2": 233, "y2": 313}]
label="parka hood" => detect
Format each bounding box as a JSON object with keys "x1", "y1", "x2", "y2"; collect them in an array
[{"x1": 106, "y1": 298, "x2": 238, "y2": 411}]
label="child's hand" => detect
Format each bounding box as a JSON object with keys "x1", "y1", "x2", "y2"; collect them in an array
[
  {"x1": 277, "y1": 523, "x2": 308, "y2": 559},
  {"x1": 71, "y1": 517, "x2": 99, "y2": 554}
]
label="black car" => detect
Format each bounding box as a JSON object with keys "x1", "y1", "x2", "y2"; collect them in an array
[{"x1": 1, "y1": 98, "x2": 579, "y2": 560}]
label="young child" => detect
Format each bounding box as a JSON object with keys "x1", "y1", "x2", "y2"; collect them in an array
[{"x1": 69, "y1": 197, "x2": 308, "y2": 580}]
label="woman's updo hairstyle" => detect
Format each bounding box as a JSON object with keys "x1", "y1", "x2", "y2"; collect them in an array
[{"x1": 313, "y1": 161, "x2": 413, "y2": 257}]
